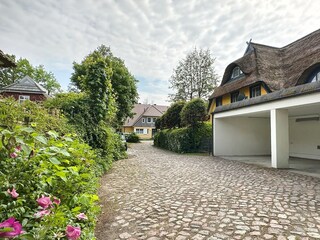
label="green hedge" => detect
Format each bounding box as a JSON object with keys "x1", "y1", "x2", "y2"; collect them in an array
[
  {"x1": 126, "y1": 132, "x2": 140, "y2": 143},
  {"x1": 153, "y1": 122, "x2": 212, "y2": 153}
]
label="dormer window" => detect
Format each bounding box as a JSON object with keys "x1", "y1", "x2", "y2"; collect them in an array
[
  {"x1": 230, "y1": 66, "x2": 243, "y2": 81},
  {"x1": 307, "y1": 68, "x2": 320, "y2": 83}
]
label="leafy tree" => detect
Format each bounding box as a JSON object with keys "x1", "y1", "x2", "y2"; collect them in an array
[
  {"x1": 169, "y1": 48, "x2": 218, "y2": 102},
  {"x1": 156, "y1": 101, "x2": 185, "y2": 130},
  {"x1": 180, "y1": 98, "x2": 207, "y2": 127},
  {"x1": 70, "y1": 45, "x2": 138, "y2": 127},
  {"x1": 0, "y1": 57, "x2": 61, "y2": 95},
  {"x1": 165, "y1": 101, "x2": 186, "y2": 129}
]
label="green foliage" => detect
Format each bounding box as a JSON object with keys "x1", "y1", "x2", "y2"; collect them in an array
[
  {"x1": 126, "y1": 133, "x2": 140, "y2": 143},
  {"x1": 45, "y1": 93, "x2": 125, "y2": 158},
  {"x1": 154, "y1": 122, "x2": 212, "y2": 153},
  {"x1": 0, "y1": 97, "x2": 71, "y2": 134},
  {"x1": 180, "y1": 98, "x2": 207, "y2": 127},
  {"x1": 110, "y1": 57, "x2": 138, "y2": 127},
  {"x1": 0, "y1": 126, "x2": 106, "y2": 239},
  {"x1": 0, "y1": 57, "x2": 61, "y2": 95},
  {"x1": 156, "y1": 101, "x2": 185, "y2": 129},
  {"x1": 70, "y1": 45, "x2": 138, "y2": 127}
]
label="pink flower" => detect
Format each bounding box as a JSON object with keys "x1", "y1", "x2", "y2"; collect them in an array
[
  {"x1": 66, "y1": 225, "x2": 81, "y2": 240},
  {"x1": 0, "y1": 217, "x2": 23, "y2": 238},
  {"x1": 76, "y1": 213, "x2": 88, "y2": 220},
  {"x1": 15, "y1": 146, "x2": 22, "y2": 152},
  {"x1": 53, "y1": 197, "x2": 61, "y2": 205},
  {"x1": 7, "y1": 188, "x2": 19, "y2": 198},
  {"x1": 37, "y1": 195, "x2": 52, "y2": 209},
  {"x1": 34, "y1": 209, "x2": 51, "y2": 218},
  {"x1": 10, "y1": 152, "x2": 18, "y2": 158}
]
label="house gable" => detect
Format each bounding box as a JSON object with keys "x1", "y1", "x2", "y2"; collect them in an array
[{"x1": 0, "y1": 76, "x2": 48, "y2": 102}]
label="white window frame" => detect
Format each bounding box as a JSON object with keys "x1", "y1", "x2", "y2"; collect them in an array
[
  {"x1": 142, "y1": 118, "x2": 145, "y2": 123},
  {"x1": 19, "y1": 95, "x2": 30, "y2": 103},
  {"x1": 153, "y1": 118, "x2": 157, "y2": 123},
  {"x1": 231, "y1": 66, "x2": 243, "y2": 80},
  {"x1": 135, "y1": 129, "x2": 144, "y2": 134},
  {"x1": 147, "y1": 117, "x2": 152, "y2": 123},
  {"x1": 310, "y1": 72, "x2": 320, "y2": 83}
]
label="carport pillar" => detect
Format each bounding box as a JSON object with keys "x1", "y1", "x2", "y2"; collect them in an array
[{"x1": 270, "y1": 109, "x2": 289, "y2": 168}]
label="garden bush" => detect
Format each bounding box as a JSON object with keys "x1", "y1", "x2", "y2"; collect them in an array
[
  {"x1": 180, "y1": 98, "x2": 207, "y2": 127},
  {"x1": 126, "y1": 133, "x2": 140, "y2": 143},
  {"x1": 0, "y1": 126, "x2": 104, "y2": 239},
  {"x1": 0, "y1": 97, "x2": 123, "y2": 239},
  {"x1": 154, "y1": 122, "x2": 212, "y2": 153}
]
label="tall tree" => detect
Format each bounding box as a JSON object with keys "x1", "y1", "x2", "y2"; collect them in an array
[
  {"x1": 70, "y1": 45, "x2": 138, "y2": 127},
  {"x1": 0, "y1": 57, "x2": 61, "y2": 95},
  {"x1": 169, "y1": 48, "x2": 218, "y2": 102}
]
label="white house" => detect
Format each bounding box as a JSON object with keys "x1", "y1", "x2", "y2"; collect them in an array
[{"x1": 208, "y1": 29, "x2": 320, "y2": 168}]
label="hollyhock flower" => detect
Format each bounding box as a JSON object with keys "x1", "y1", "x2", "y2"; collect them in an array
[
  {"x1": 65, "y1": 225, "x2": 81, "y2": 240},
  {"x1": 76, "y1": 213, "x2": 88, "y2": 220},
  {"x1": 37, "y1": 195, "x2": 52, "y2": 209},
  {"x1": 34, "y1": 209, "x2": 51, "y2": 218},
  {"x1": 0, "y1": 217, "x2": 23, "y2": 238},
  {"x1": 10, "y1": 152, "x2": 18, "y2": 158},
  {"x1": 7, "y1": 188, "x2": 19, "y2": 198},
  {"x1": 53, "y1": 197, "x2": 61, "y2": 205}
]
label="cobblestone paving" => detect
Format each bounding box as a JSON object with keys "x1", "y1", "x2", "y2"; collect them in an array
[{"x1": 96, "y1": 142, "x2": 320, "y2": 240}]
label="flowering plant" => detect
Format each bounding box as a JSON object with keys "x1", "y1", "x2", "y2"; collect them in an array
[
  {"x1": 0, "y1": 217, "x2": 23, "y2": 238},
  {"x1": 0, "y1": 126, "x2": 103, "y2": 239}
]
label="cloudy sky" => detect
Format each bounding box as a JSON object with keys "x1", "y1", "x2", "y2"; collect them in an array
[{"x1": 0, "y1": 0, "x2": 319, "y2": 105}]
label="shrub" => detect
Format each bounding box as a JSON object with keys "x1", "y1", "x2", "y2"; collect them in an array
[
  {"x1": 45, "y1": 93, "x2": 126, "y2": 159},
  {"x1": 0, "y1": 126, "x2": 105, "y2": 239},
  {"x1": 180, "y1": 98, "x2": 207, "y2": 127},
  {"x1": 154, "y1": 122, "x2": 212, "y2": 153},
  {"x1": 156, "y1": 101, "x2": 185, "y2": 130},
  {"x1": 0, "y1": 97, "x2": 72, "y2": 134},
  {"x1": 126, "y1": 132, "x2": 140, "y2": 143}
]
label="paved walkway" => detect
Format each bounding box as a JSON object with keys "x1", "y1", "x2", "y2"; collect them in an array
[{"x1": 95, "y1": 142, "x2": 320, "y2": 240}]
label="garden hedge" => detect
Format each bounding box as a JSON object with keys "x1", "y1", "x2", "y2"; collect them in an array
[{"x1": 153, "y1": 122, "x2": 212, "y2": 153}]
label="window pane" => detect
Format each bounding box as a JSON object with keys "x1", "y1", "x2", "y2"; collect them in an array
[{"x1": 231, "y1": 92, "x2": 239, "y2": 103}]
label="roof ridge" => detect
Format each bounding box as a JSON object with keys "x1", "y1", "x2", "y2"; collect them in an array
[
  {"x1": 132, "y1": 105, "x2": 151, "y2": 126},
  {"x1": 250, "y1": 28, "x2": 320, "y2": 50},
  {"x1": 152, "y1": 105, "x2": 165, "y2": 114}
]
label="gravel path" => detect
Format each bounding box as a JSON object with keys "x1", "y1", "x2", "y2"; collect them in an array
[{"x1": 95, "y1": 142, "x2": 320, "y2": 240}]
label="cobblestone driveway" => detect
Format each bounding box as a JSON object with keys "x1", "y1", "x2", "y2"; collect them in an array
[{"x1": 96, "y1": 142, "x2": 320, "y2": 240}]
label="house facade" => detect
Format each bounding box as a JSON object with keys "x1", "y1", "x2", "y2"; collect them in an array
[
  {"x1": 0, "y1": 76, "x2": 48, "y2": 102},
  {"x1": 209, "y1": 29, "x2": 320, "y2": 168},
  {"x1": 122, "y1": 103, "x2": 168, "y2": 139}
]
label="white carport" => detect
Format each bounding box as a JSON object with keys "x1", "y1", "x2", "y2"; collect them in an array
[{"x1": 213, "y1": 84, "x2": 320, "y2": 169}]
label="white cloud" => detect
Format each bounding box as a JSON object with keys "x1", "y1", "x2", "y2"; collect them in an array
[{"x1": 0, "y1": 0, "x2": 319, "y2": 101}]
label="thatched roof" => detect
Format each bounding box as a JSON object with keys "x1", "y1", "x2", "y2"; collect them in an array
[
  {"x1": 210, "y1": 28, "x2": 320, "y2": 99},
  {"x1": 0, "y1": 50, "x2": 16, "y2": 68}
]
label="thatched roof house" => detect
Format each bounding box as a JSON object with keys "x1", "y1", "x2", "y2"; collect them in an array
[{"x1": 210, "y1": 29, "x2": 320, "y2": 169}]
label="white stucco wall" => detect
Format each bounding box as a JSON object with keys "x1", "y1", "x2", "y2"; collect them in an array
[
  {"x1": 289, "y1": 118, "x2": 320, "y2": 160},
  {"x1": 214, "y1": 117, "x2": 271, "y2": 156}
]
